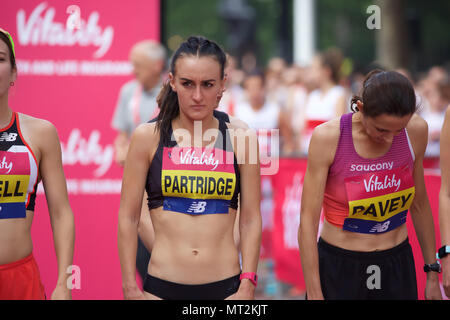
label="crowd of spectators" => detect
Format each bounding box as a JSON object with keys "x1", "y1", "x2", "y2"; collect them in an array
[{"x1": 216, "y1": 49, "x2": 450, "y2": 158}]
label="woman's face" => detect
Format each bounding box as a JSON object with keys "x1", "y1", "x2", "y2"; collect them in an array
[
  {"x1": 310, "y1": 55, "x2": 328, "y2": 87},
  {"x1": 0, "y1": 40, "x2": 16, "y2": 97},
  {"x1": 130, "y1": 49, "x2": 163, "y2": 87},
  {"x1": 361, "y1": 112, "x2": 413, "y2": 144},
  {"x1": 170, "y1": 55, "x2": 225, "y2": 121},
  {"x1": 244, "y1": 75, "x2": 265, "y2": 107}
]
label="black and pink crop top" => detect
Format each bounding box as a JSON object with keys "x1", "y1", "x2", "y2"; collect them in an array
[{"x1": 146, "y1": 115, "x2": 240, "y2": 215}]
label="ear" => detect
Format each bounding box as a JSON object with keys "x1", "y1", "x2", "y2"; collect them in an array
[
  {"x1": 221, "y1": 73, "x2": 228, "y2": 92},
  {"x1": 356, "y1": 100, "x2": 364, "y2": 113},
  {"x1": 11, "y1": 67, "x2": 17, "y2": 83},
  {"x1": 168, "y1": 72, "x2": 176, "y2": 92}
]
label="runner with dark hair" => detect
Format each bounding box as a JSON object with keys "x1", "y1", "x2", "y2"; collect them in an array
[{"x1": 299, "y1": 70, "x2": 442, "y2": 300}]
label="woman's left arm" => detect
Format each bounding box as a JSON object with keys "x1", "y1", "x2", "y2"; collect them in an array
[
  {"x1": 233, "y1": 128, "x2": 262, "y2": 300},
  {"x1": 439, "y1": 106, "x2": 450, "y2": 298},
  {"x1": 38, "y1": 121, "x2": 75, "y2": 300},
  {"x1": 408, "y1": 115, "x2": 442, "y2": 300}
]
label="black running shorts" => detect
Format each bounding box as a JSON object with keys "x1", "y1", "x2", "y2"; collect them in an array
[
  {"x1": 143, "y1": 273, "x2": 241, "y2": 300},
  {"x1": 317, "y1": 237, "x2": 418, "y2": 300}
]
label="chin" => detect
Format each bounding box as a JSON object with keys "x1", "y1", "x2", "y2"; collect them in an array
[
  {"x1": 186, "y1": 110, "x2": 212, "y2": 122},
  {"x1": 371, "y1": 137, "x2": 386, "y2": 144}
]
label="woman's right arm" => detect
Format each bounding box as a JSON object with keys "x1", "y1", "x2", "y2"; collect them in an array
[
  {"x1": 298, "y1": 121, "x2": 338, "y2": 300},
  {"x1": 118, "y1": 123, "x2": 157, "y2": 300}
]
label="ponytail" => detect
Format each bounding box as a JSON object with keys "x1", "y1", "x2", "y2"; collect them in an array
[{"x1": 156, "y1": 81, "x2": 179, "y2": 145}]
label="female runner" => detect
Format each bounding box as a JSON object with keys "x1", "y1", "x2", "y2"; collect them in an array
[
  {"x1": 299, "y1": 70, "x2": 442, "y2": 300},
  {"x1": 118, "y1": 36, "x2": 261, "y2": 300},
  {"x1": 0, "y1": 29, "x2": 75, "y2": 300}
]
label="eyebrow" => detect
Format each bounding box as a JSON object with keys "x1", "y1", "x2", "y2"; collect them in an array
[
  {"x1": 180, "y1": 78, "x2": 216, "y2": 82},
  {"x1": 375, "y1": 125, "x2": 403, "y2": 132}
]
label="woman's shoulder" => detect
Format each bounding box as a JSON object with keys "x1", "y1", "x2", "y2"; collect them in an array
[
  {"x1": 227, "y1": 115, "x2": 250, "y2": 130},
  {"x1": 446, "y1": 104, "x2": 450, "y2": 119},
  {"x1": 225, "y1": 118, "x2": 256, "y2": 141},
  {"x1": 132, "y1": 121, "x2": 159, "y2": 143},
  {"x1": 406, "y1": 113, "x2": 428, "y2": 137},
  {"x1": 224, "y1": 118, "x2": 258, "y2": 163},
  {"x1": 406, "y1": 113, "x2": 428, "y2": 158},
  {"x1": 125, "y1": 122, "x2": 160, "y2": 163},
  {"x1": 311, "y1": 116, "x2": 342, "y2": 143},
  {"x1": 308, "y1": 116, "x2": 342, "y2": 165},
  {"x1": 17, "y1": 113, "x2": 58, "y2": 137}
]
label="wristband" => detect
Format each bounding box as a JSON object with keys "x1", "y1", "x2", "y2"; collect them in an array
[
  {"x1": 240, "y1": 272, "x2": 258, "y2": 287},
  {"x1": 423, "y1": 261, "x2": 441, "y2": 273},
  {"x1": 436, "y1": 245, "x2": 450, "y2": 260}
]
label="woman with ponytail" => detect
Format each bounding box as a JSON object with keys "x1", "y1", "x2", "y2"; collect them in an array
[
  {"x1": 118, "y1": 36, "x2": 261, "y2": 300},
  {"x1": 298, "y1": 69, "x2": 442, "y2": 300}
]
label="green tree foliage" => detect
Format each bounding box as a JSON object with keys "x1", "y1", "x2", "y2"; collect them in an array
[
  {"x1": 163, "y1": 0, "x2": 450, "y2": 72},
  {"x1": 163, "y1": 0, "x2": 226, "y2": 54}
]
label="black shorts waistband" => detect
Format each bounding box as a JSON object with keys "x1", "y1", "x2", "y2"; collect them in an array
[
  {"x1": 318, "y1": 237, "x2": 411, "y2": 260},
  {"x1": 143, "y1": 273, "x2": 241, "y2": 300}
]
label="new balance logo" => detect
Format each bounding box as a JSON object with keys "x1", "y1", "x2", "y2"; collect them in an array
[
  {"x1": 369, "y1": 221, "x2": 390, "y2": 233},
  {"x1": 0, "y1": 132, "x2": 18, "y2": 142},
  {"x1": 187, "y1": 201, "x2": 207, "y2": 214}
]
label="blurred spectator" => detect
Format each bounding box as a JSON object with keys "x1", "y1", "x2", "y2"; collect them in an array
[
  {"x1": 111, "y1": 40, "x2": 166, "y2": 163},
  {"x1": 217, "y1": 54, "x2": 245, "y2": 116},
  {"x1": 417, "y1": 66, "x2": 449, "y2": 114},
  {"x1": 301, "y1": 48, "x2": 349, "y2": 154},
  {"x1": 280, "y1": 65, "x2": 309, "y2": 154},
  {"x1": 396, "y1": 67, "x2": 414, "y2": 84},
  {"x1": 265, "y1": 57, "x2": 288, "y2": 109},
  {"x1": 234, "y1": 69, "x2": 283, "y2": 295},
  {"x1": 234, "y1": 69, "x2": 292, "y2": 157},
  {"x1": 421, "y1": 76, "x2": 450, "y2": 157},
  {"x1": 396, "y1": 67, "x2": 429, "y2": 114},
  {"x1": 111, "y1": 39, "x2": 166, "y2": 285}
]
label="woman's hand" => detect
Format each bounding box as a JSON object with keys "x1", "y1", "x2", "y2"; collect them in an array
[
  {"x1": 225, "y1": 279, "x2": 255, "y2": 300},
  {"x1": 442, "y1": 256, "x2": 450, "y2": 298},
  {"x1": 424, "y1": 272, "x2": 443, "y2": 300},
  {"x1": 51, "y1": 284, "x2": 71, "y2": 300},
  {"x1": 123, "y1": 284, "x2": 147, "y2": 300}
]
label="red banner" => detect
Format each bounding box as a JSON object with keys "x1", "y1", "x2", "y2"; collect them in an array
[
  {"x1": 1, "y1": 0, "x2": 160, "y2": 299},
  {"x1": 271, "y1": 158, "x2": 307, "y2": 291}
]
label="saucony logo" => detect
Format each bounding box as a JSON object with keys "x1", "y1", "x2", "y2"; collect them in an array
[{"x1": 350, "y1": 162, "x2": 394, "y2": 172}]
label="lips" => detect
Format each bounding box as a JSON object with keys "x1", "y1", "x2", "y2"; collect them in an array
[{"x1": 190, "y1": 105, "x2": 206, "y2": 110}]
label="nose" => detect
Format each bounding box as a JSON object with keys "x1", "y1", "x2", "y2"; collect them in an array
[{"x1": 192, "y1": 86, "x2": 203, "y2": 103}]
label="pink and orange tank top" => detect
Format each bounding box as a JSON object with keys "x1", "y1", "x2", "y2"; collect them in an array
[
  {"x1": 323, "y1": 113, "x2": 415, "y2": 234},
  {"x1": 0, "y1": 112, "x2": 39, "y2": 219}
]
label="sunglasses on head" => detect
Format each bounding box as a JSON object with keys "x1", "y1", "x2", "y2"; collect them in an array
[{"x1": 0, "y1": 28, "x2": 16, "y2": 59}]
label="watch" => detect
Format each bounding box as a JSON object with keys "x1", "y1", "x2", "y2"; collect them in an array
[
  {"x1": 240, "y1": 272, "x2": 258, "y2": 287},
  {"x1": 423, "y1": 261, "x2": 441, "y2": 273},
  {"x1": 436, "y1": 245, "x2": 450, "y2": 259}
]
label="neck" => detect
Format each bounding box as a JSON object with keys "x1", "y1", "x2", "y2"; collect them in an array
[
  {"x1": 142, "y1": 76, "x2": 160, "y2": 92},
  {"x1": 174, "y1": 112, "x2": 218, "y2": 148},
  {"x1": 0, "y1": 93, "x2": 12, "y2": 127},
  {"x1": 250, "y1": 99, "x2": 265, "y2": 111},
  {"x1": 320, "y1": 80, "x2": 335, "y2": 93},
  {"x1": 353, "y1": 112, "x2": 374, "y2": 140}
]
